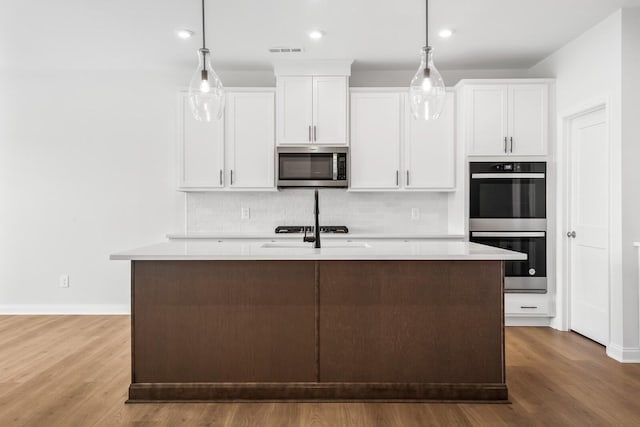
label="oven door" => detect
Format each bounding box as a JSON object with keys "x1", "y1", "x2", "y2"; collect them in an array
[
  {"x1": 470, "y1": 231, "x2": 547, "y2": 293},
  {"x1": 470, "y1": 173, "x2": 546, "y2": 219}
]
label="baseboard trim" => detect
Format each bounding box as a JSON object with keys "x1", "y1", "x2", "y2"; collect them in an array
[
  {"x1": 0, "y1": 304, "x2": 130, "y2": 315},
  {"x1": 606, "y1": 344, "x2": 640, "y2": 363},
  {"x1": 505, "y1": 317, "x2": 551, "y2": 327}
]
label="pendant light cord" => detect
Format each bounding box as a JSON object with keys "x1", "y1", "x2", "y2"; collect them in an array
[
  {"x1": 425, "y1": 0, "x2": 429, "y2": 47},
  {"x1": 201, "y1": 0, "x2": 206, "y2": 49}
]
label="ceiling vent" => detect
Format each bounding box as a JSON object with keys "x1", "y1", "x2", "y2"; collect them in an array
[{"x1": 269, "y1": 47, "x2": 304, "y2": 53}]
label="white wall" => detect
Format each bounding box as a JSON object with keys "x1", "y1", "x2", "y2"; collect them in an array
[
  {"x1": 528, "y1": 8, "x2": 640, "y2": 361},
  {"x1": 620, "y1": 8, "x2": 640, "y2": 353},
  {"x1": 0, "y1": 69, "x2": 184, "y2": 313}
]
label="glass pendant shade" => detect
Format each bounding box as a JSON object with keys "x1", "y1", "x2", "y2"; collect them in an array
[
  {"x1": 409, "y1": 46, "x2": 446, "y2": 120},
  {"x1": 188, "y1": 48, "x2": 224, "y2": 122}
]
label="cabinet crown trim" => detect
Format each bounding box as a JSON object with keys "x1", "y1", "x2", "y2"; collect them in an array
[
  {"x1": 350, "y1": 87, "x2": 455, "y2": 93},
  {"x1": 455, "y1": 78, "x2": 555, "y2": 88},
  {"x1": 273, "y1": 60, "x2": 353, "y2": 77}
]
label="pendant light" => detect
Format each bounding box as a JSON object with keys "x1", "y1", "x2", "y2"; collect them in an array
[
  {"x1": 188, "y1": 0, "x2": 224, "y2": 122},
  {"x1": 409, "y1": 0, "x2": 446, "y2": 121}
]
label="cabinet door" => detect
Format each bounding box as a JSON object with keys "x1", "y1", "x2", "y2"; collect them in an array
[
  {"x1": 350, "y1": 92, "x2": 401, "y2": 190},
  {"x1": 466, "y1": 85, "x2": 508, "y2": 156},
  {"x1": 226, "y1": 92, "x2": 275, "y2": 189},
  {"x1": 312, "y1": 76, "x2": 348, "y2": 145},
  {"x1": 508, "y1": 84, "x2": 548, "y2": 155},
  {"x1": 404, "y1": 92, "x2": 455, "y2": 190},
  {"x1": 277, "y1": 76, "x2": 313, "y2": 145},
  {"x1": 178, "y1": 92, "x2": 224, "y2": 189}
]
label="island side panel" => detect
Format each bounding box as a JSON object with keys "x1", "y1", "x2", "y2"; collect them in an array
[
  {"x1": 132, "y1": 260, "x2": 317, "y2": 383},
  {"x1": 318, "y1": 260, "x2": 504, "y2": 385}
]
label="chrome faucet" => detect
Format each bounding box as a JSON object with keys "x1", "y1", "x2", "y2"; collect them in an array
[{"x1": 303, "y1": 189, "x2": 321, "y2": 248}]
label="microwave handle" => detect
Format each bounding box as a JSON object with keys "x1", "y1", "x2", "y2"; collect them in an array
[{"x1": 333, "y1": 153, "x2": 338, "y2": 180}]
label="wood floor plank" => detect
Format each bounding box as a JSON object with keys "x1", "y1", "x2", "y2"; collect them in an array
[{"x1": 1, "y1": 315, "x2": 640, "y2": 426}]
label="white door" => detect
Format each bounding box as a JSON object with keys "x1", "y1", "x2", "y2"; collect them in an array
[
  {"x1": 277, "y1": 76, "x2": 313, "y2": 145},
  {"x1": 404, "y1": 92, "x2": 455, "y2": 189},
  {"x1": 350, "y1": 92, "x2": 401, "y2": 190},
  {"x1": 179, "y1": 92, "x2": 224, "y2": 189},
  {"x1": 466, "y1": 85, "x2": 508, "y2": 156},
  {"x1": 312, "y1": 76, "x2": 348, "y2": 145},
  {"x1": 508, "y1": 84, "x2": 548, "y2": 155},
  {"x1": 226, "y1": 92, "x2": 275, "y2": 189},
  {"x1": 569, "y1": 107, "x2": 609, "y2": 345}
]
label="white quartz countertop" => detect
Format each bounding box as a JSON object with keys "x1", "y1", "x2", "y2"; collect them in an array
[
  {"x1": 166, "y1": 232, "x2": 465, "y2": 240},
  {"x1": 110, "y1": 240, "x2": 526, "y2": 261}
]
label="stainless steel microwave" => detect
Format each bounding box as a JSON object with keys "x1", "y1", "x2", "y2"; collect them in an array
[{"x1": 277, "y1": 146, "x2": 348, "y2": 188}]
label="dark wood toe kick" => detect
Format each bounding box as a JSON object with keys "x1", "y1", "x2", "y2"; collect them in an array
[{"x1": 128, "y1": 382, "x2": 509, "y2": 403}]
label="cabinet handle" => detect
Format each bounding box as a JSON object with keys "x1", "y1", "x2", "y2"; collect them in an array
[
  {"x1": 504, "y1": 137, "x2": 508, "y2": 153},
  {"x1": 520, "y1": 306, "x2": 538, "y2": 309},
  {"x1": 313, "y1": 125, "x2": 317, "y2": 142},
  {"x1": 219, "y1": 169, "x2": 223, "y2": 186},
  {"x1": 230, "y1": 170, "x2": 234, "y2": 185},
  {"x1": 406, "y1": 170, "x2": 410, "y2": 186},
  {"x1": 510, "y1": 137, "x2": 514, "y2": 153},
  {"x1": 308, "y1": 125, "x2": 312, "y2": 142},
  {"x1": 396, "y1": 170, "x2": 399, "y2": 186}
]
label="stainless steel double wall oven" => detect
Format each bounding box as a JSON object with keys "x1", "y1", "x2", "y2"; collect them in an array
[{"x1": 469, "y1": 162, "x2": 547, "y2": 293}]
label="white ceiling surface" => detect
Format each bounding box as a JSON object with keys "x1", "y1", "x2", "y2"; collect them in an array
[{"x1": 2, "y1": 0, "x2": 639, "y2": 71}]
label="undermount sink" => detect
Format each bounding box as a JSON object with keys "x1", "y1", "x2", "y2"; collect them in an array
[{"x1": 260, "y1": 242, "x2": 371, "y2": 249}]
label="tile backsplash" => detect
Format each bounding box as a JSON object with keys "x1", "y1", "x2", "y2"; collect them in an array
[{"x1": 187, "y1": 189, "x2": 450, "y2": 234}]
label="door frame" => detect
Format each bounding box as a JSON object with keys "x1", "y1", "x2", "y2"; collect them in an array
[{"x1": 556, "y1": 95, "x2": 611, "y2": 338}]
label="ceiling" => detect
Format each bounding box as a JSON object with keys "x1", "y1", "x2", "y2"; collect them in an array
[{"x1": 2, "y1": 0, "x2": 639, "y2": 71}]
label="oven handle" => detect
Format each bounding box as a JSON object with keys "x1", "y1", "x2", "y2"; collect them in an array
[
  {"x1": 471, "y1": 173, "x2": 545, "y2": 179},
  {"x1": 471, "y1": 231, "x2": 546, "y2": 238}
]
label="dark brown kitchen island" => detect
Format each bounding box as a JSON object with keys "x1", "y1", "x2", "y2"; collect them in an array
[{"x1": 111, "y1": 240, "x2": 525, "y2": 402}]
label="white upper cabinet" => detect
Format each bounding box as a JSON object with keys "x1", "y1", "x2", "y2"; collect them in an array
[
  {"x1": 349, "y1": 89, "x2": 456, "y2": 191},
  {"x1": 465, "y1": 82, "x2": 549, "y2": 156},
  {"x1": 225, "y1": 91, "x2": 275, "y2": 189},
  {"x1": 178, "y1": 89, "x2": 276, "y2": 192},
  {"x1": 404, "y1": 91, "x2": 456, "y2": 190},
  {"x1": 277, "y1": 76, "x2": 348, "y2": 145},
  {"x1": 178, "y1": 93, "x2": 225, "y2": 190},
  {"x1": 276, "y1": 77, "x2": 313, "y2": 145},
  {"x1": 508, "y1": 84, "x2": 549, "y2": 155},
  {"x1": 350, "y1": 92, "x2": 402, "y2": 189},
  {"x1": 466, "y1": 85, "x2": 509, "y2": 156}
]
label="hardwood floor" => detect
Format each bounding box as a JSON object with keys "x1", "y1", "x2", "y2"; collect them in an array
[{"x1": 1, "y1": 316, "x2": 640, "y2": 426}]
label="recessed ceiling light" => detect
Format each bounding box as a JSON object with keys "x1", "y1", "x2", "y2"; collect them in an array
[
  {"x1": 308, "y1": 30, "x2": 325, "y2": 40},
  {"x1": 175, "y1": 28, "x2": 195, "y2": 39},
  {"x1": 438, "y1": 29, "x2": 454, "y2": 39}
]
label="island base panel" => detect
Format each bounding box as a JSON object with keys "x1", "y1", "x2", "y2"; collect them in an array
[
  {"x1": 319, "y1": 260, "x2": 504, "y2": 384},
  {"x1": 132, "y1": 260, "x2": 317, "y2": 383},
  {"x1": 130, "y1": 259, "x2": 506, "y2": 402}
]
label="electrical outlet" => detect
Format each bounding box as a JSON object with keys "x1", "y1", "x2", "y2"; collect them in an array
[
  {"x1": 411, "y1": 208, "x2": 420, "y2": 220},
  {"x1": 59, "y1": 274, "x2": 70, "y2": 288},
  {"x1": 241, "y1": 207, "x2": 250, "y2": 220}
]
